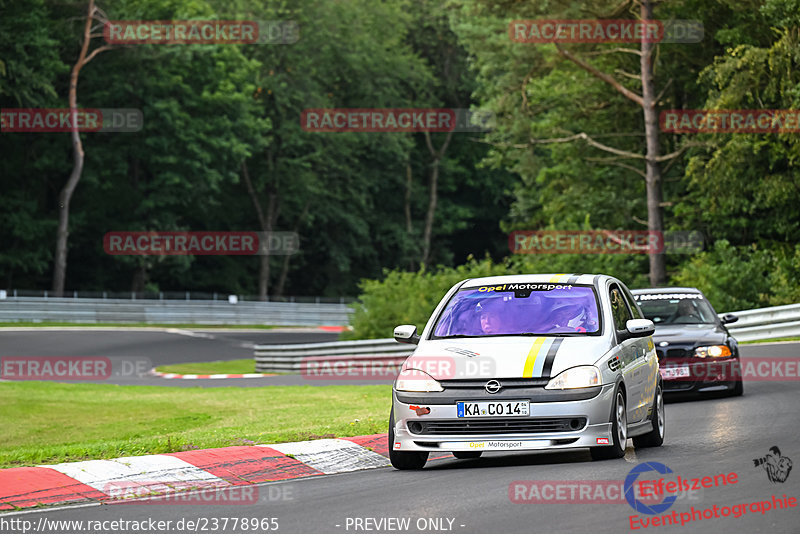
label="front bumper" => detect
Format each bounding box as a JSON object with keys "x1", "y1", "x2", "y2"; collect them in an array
[
  {"x1": 391, "y1": 383, "x2": 616, "y2": 452},
  {"x1": 660, "y1": 357, "x2": 741, "y2": 394}
]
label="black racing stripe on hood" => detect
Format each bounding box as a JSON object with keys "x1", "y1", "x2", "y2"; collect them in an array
[{"x1": 541, "y1": 338, "x2": 564, "y2": 378}]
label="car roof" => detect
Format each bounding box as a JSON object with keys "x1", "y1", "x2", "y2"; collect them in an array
[
  {"x1": 461, "y1": 273, "x2": 609, "y2": 287},
  {"x1": 630, "y1": 287, "x2": 703, "y2": 294}
]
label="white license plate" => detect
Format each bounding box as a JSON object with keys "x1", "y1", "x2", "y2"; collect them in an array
[
  {"x1": 660, "y1": 366, "x2": 690, "y2": 379},
  {"x1": 457, "y1": 400, "x2": 529, "y2": 418}
]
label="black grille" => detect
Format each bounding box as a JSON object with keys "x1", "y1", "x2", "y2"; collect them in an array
[
  {"x1": 439, "y1": 378, "x2": 549, "y2": 389},
  {"x1": 666, "y1": 348, "x2": 692, "y2": 359},
  {"x1": 414, "y1": 417, "x2": 587, "y2": 435},
  {"x1": 608, "y1": 356, "x2": 621, "y2": 371}
]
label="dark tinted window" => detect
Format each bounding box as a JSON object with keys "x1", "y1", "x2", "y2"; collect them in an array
[
  {"x1": 609, "y1": 285, "x2": 633, "y2": 331},
  {"x1": 432, "y1": 284, "x2": 600, "y2": 337},
  {"x1": 621, "y1": 286, "x2": 644, "y2": 319}
]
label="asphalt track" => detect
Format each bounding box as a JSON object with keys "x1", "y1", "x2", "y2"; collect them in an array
[
  {"x1": 0, "y1": 328, "x2": 353, "y2": 387},
  {"x1": 3, "y1": 340, "x2": 800, "y2": 533},
  {"x1": 0, "y1": 329, "x2": 338, "y2": 365}
]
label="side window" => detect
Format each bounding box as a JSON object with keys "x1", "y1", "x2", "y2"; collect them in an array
[
  {"x1": 609, "y1": 285, "x2": 633, "y2": 331},
  {"x1": 621, "y1": 286, "x2": 644, "y2": 319}
]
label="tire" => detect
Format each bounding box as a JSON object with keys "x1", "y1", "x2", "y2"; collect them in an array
[
  {"x1": 590, "y1": 386, "x2": 627, "y2": 461},
  {"x1": 452, "y1": 451, "x2": 482, "y2": 460},
  {"x1": 729, "y1": 380, "x2": 743, "y2": 397},
  {"x1": 388, "y1": 408, "x2": 428, "y2": 470},
  {"x1": 633, "y1": 382, "x2": 665, "y2": 448}
]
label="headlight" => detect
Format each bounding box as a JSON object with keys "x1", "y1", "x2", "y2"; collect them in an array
[
  {"x1": 395, "y1": 369, "x2": 444, "y2": 392},
  {"x1": 545, "y1": 365, "x2": 601, "y2": 390},
  {"x1": 695, "y1": 345, "x2": 732, "y2": 358}
]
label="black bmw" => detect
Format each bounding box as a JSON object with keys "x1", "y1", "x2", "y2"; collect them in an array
[{"x1": 631, "y1": 287, "x2": 743, "y2": 397}]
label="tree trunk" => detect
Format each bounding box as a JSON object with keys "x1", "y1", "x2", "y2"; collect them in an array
[
  {"x1": 51, "y1": 0, "x2": 110, "y2": 296},
  {"x1": 131, "y1": 262, "x2": 147, "y2": 293},
  {"x1": 420, "y1": 130, "x2": 453, "y2": 267},
  {"x1": 640, "y1": 0, "x2": 666, "y2": 286},
  {"x1": 242, "y1": 160, "x2": 279, "y2": 301},
  {"x1": 274, "y1": 202, "x2": 309, "y2": 297},
  {"x1": 404, "y1": 160, "x2": 415, "y2": 270}
]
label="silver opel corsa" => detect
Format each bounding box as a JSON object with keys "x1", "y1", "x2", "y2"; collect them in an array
[{"x1": 389, "y1": 273, "x2": 663, "y2": 469}]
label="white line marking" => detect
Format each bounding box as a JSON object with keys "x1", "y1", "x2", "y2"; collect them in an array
[{"x1": 41, "y1": 455, "x2": 229, "y2": 496}]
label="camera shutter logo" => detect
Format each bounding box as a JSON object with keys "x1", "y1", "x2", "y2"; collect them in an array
[{"x1": 624, "y1": 461, "x2": 677, "y2": 515}]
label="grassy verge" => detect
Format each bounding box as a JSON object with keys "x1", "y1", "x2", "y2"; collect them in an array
[
  {"x1": 155, "y1": 359, "x2": 257, "y2": 375},
  {"x1": 0, "y1": 382, "x2": 391, "y2": 468},
  {"x1": 741, "y1": 336, "x2": 800, "y2": 344},
  {"x1": 0, "y1": 322, "x2": 292, "y2": 329}
]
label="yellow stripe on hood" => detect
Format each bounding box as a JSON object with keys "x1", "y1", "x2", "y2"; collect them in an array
[{"x1": 523, "y1": 337, "x2": 547, "y2": 377}]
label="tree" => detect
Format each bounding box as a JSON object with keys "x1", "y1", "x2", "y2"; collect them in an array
[
  {"x1": 52, "y1": 0, "x2": 112, "y2": 296},
  {"x1": 450, "y1": 0, "x2": 701, "y2": 285}
]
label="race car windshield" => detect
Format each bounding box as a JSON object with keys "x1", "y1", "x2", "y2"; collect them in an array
[
  {"x1": 635, "y1": 294, "x2": 718, "y2": 325},
  {"x1": 432, "y1": 285, "x2": 600, "y2": 337}
]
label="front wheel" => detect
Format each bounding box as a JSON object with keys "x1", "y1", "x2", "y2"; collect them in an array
[
  {"x1": 388, "y1": 408, "x2": 428, "y2": 470},
  {"x1": 633, "y1": 382, "x2": 665, "y2": 448},
  {"x1": 590, "y1": 387, "x2": 627, "y2": 461}
]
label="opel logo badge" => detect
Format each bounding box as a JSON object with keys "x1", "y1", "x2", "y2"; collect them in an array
[{"x1": 485, "y1": 380, "x2": 501, "y2": 394}]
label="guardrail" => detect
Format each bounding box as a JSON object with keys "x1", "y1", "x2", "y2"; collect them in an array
[
  {"x1": 724, "y1": 303, "x2": 800, "y2": 342},
  {"x1": 252, "y1": 302, "x2": 800, "y2": 373},
  {"x1": 0, "y1": 297, "x2": 353, "y2": 326},
  {"x1": 254, "y1": 338, "x2": 410, "y2": 373}
]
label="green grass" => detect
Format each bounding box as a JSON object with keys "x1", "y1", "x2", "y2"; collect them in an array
[
  {"x1": 741, "y1": 336, "x2": 800, "y2": 344},
  {"x1": 0, "y1": 382, "x2": 391, "y2": 468},
  {"x1": 0, "y1": 322, "x2": 290, "y2": 329},
  {"x1": 155, "y1": 359, "x2": 257, "y2": 375}
]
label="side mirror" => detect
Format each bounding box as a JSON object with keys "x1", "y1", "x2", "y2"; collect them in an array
[
  {"x1": 721, "y1": 314, "x2": 739, "y2": 325},
  {"x1": 393, "y1": 324, "x2": 420, "y2": 345},
  {"x1": 626, "y1": 319, "x2": 655, "y2": 338}
]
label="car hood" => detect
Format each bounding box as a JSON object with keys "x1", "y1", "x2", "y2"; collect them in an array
[
  {"x1": 651, "y1": 323, "x2": 727, "y2": 345},
  {"x1": 404, "y1": 336, "x2": 612, "y2": 380}
]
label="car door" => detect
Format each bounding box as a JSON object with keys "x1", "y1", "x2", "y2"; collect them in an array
[
  {"x1": 608, "y1": 283, "x2": 643, "y2": 423},
  {"x1": 621, "y1": 284, "x2": 658, "y2": 422}
]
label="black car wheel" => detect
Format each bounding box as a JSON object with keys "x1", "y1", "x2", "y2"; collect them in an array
[
  {"x1": 633, "y1": 382, "x2": 665, "y2": 448},
  {"x1": 590, "y1": 386, "x2": 627, "y2": 461},
  {"x1": 388, "y1": 408, "x2": 428, "y2": 470}
]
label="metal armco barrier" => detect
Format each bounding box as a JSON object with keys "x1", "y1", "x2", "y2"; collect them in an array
[
  {"x1": 255, "y1": 338, "x2": 412, "y2": 373},
  {"x1": 0, "y1": 297, "x2": 352, "y2": 326},
  {"x1": 724, "y1": 302, "x2": 800, "y2": 342},
  {"x1": 252, "y1": 302, "x2": 800, "y2": 373}
]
